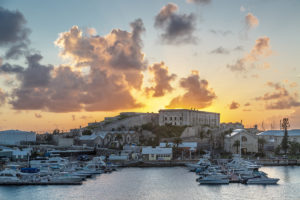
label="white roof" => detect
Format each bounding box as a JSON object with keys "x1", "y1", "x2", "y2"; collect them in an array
[
  {"x1": 79, "y1": 134, "x2": 98, "y2": 141},
  {"x1": 142, "y1": 147, "x2": 172, "y2": 155},
  {"x1": 159, "y1": 142, "x2": 197, "y2": 148},
  {"x1": 257, "y1": 129, "x2": 300, "y2": 137},
  {"x1": 225, "y1": 129, "x2": 246, "y2": 138}
]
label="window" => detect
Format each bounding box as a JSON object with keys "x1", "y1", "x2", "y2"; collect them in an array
[
  {"x1": 170, "y1": 117, "x2": 172, "y2": 120},
  {"x1": 165, "y1": 117, "x2": 167, "y2": 121},
  {"x1": 180, "y1": 117, "x2": 182, "y2": 120},
  {"x1": 242, "y1": 136, "x2": 247, "y2": 142}
]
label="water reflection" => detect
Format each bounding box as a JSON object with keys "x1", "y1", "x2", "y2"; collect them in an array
[{"x1": 0, "y1": 167, "x2": 300, "y2": 200}]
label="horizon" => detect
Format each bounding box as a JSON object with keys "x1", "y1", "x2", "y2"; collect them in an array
[{"x1": 0, "y1": 0, "x2": 299, "y2": 132}]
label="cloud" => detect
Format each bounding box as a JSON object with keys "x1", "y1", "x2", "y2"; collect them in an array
[
  {"x1": 240, "y1": 6, "x2": 246, "y2": 12},
  {"x1": 210, "y1": 46, "x2": 230, "y2": 55},
  {"x1": 229, "y1": 101, "x2": 240, "y2": 110},
  {"x1": 0, "y1": 88, "x2": 6, "y2": 106},
  {"x1": 255, "y1": 82, "x2": 300, "y2": 110},
  {"x1": 233, "y1": 45, "x2": 244, "y2": 51},
  {"x1": 244, "y1": 102, "x2": 251, "y2": 106},
  {"x1": 290, "y1": 108, "x2": 300, "y2": 128},
  {"x1": 290, "y1": 82, "x2": 298, "y2": 88},
  {"x1": 55, "y1": 18, "x2": 146, "y2": 90},
  {"x1": 0, "y1": 63, "x2": 24, "y2": 74},
  {"x1": 209, "y1": 29, "x2": 232, "y2": 37},
  {"x1": 72, "y1": 115, "x2": 76, "y2": 121},
  {"x1": 187, "y1": 0, "x2": 211, "y2": 5},
  {"x1": 6, "y1": 19, "x2": 148, "y2": 112},
  {"x1": 145, "y1": 62, "x2": 176, "y2": 97},
  {"x1": 245, "y1": 13, "x2": 259, "y2": 29},
  {"x1": 34, "y1": 113, "x2": 42, "y2": 118},
  {"x1": 154, "y1": 3, "x2": 197, "y2": 45},
  {"x1": 227, "y1": 36, "x2": 272, "y2": 73},
  {"x1": 0, "y1": 7, "x2": 30, "y2": 59},
  {"x1": 166, "y1": 71, "x2": 216, "y2": 109}
]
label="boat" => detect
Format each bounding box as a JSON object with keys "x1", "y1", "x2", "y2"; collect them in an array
[
  {"x1": 246, "y1": 176, "x2": 279, "y2": 185},
  {"x1": 186, "y1": 154, "x2": 211, "y2": 171},
  {"x1": 0, "y1": 169, "x2": 21, "y2": 182},
  {"x1": 198, "y1": 174, "x2": 229, "y2": 184}
]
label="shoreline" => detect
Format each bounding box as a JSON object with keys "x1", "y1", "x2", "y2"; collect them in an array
[{"x1": 115, "y1": 159, "x2": 300, "y2": 167}]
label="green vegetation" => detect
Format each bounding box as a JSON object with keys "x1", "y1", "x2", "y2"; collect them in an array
[
  {"x1": 281, "y1": 118, "x2": 290, "y2": 154},
  {"x1": 141, "y1": 123, "x2": 187, "y2": 138},
  {"x1": 173, "y1": 137, "x2": 182, "y2": 147},
  {"x1": 82, "y1": 129, "x2": 92, "y2": 135}
]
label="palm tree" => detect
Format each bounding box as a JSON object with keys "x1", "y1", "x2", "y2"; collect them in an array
[
  {"x1": 233, "y1": 140, "x2": 240, "y2": 154},
  {"x1": 258, "y1": 138, "x2": 266, "y2": 153}
]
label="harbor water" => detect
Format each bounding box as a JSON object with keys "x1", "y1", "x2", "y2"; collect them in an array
[{"x1": 0, "y1": 166, "x2": 300, "y2": 200}]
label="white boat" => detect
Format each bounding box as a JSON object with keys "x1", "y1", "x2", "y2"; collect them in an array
[
  {"x1": 246, "y1": 176, "x2": 279, "y2": 185},
  {"x1": 0, "y1": 169, "x2": 21, "y2": 182},
  {"x1": 198, "y1": 175, "x2": 229, "y2": 184},
  {"x1": 186, "y1": 154, "x2": 211, "y2": 171}
]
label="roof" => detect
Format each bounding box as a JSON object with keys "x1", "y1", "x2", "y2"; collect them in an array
[
  {"x1": 79, "y1": 134, "x2": 98, "y2": 141},
  {"x1": 0, "y1": 130, "x2": 35, "y2": 135},
  {"x1": 225, "y1": 129, "x2": 246, "y2": 138},
  {"x1": 159, "y1": 109, "x2": 219, "y2": 115},
  {"x1": 142, "y1": 147, "x2": 172, "y2": 155},
  {"x1": 159, "y1": 142, "x2": 197, "y2": 148},
  {"x1": 257, "y1": 129, "x2": 300, "y2": 137}
]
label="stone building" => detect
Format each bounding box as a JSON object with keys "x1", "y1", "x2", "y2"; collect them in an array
[
  {"x1": 257, "y1": 129, "x2": 300, "y2": 150},
  {"x1": 158, "y1": 109, "x2": 220, "y2": 127},
  {"x1": 78, "y1": 130, "x2": 139, "y2": 148},
  {"x1": 224, "y1": 129, "x2": 258, "y2": 154}
]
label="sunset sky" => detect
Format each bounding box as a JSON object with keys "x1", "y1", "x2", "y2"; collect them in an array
[{"x1": 0, "y1": 0, "x2": 299, "y2": 132}]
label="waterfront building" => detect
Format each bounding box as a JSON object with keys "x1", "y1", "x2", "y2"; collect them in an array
[
  {"x1": 0, "y1": 130, "x2": 36, "y2": 145},
  {"x1": 257, "y1": 129, "x2": 300, "y2": 150},
  {"x1": 158, "y1": 109, "x2": 220, "y2": 127},
  {"x1": 224, "y1": 129, "x2": 258, "y2": 154},
  {"x1": 141, "y1": 147, "x2": 172, "y2": 161}
]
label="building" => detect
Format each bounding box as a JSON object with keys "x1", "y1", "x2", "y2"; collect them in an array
[
  {"x1": 224, "y1": 129, "x2": 258, "y2": 154},
  {"x1": 0, "y1": 130, "x2": 36, "y2": 145},
  {"x1": 78, "y1": 130, "x2": 139, "y2": 148},
  {"x1": 141, "y1": 147, "x2": 172, "y2": 161},
  {"x1": 257, "y1": 129, "x2": 300, "y2": 150},
  {"x1": 158, "y1": 109, "x2": 220, "y2": 127},
  {"x1": 87, "y1": 112, "x2": 158, "y2": 131}
]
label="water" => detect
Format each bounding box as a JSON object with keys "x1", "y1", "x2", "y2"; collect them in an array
[{"x1": 1, "y1": 166, "x2": 300, "y2": 200}]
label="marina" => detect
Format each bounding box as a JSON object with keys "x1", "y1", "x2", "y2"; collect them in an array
[{"x1": 0, "y1": 166, "x2": 300, "y2": 200}]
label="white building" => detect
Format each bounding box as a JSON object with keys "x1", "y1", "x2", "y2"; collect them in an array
[
  {"x1": 141, "y1": 147, "x2": 172, "y2": 161},
  {"x1": 224, "y1": 129, "x2": 258, "y2": 154},
  {"x1": 158, "y1": 109, "x2": 220, "y2": 127},
  {"x1": 0, "y1": 130, "x2": 36, "y2": 145},
  {"x1": 159, "y1": 142, "x2": 197, "y2": 151},
  {"x1": 257, "y1": 129, "x2": 300, "y2": 150}
]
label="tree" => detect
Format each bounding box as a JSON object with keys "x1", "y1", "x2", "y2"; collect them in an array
[
  {"x1": 82, "y1": 129, "x2": 92, "y2": 135},
  {"x1": 173, "y1": 137, "x2": 182, "y2": 147},
  {"x1": 258, "y1": 138, "x2": 267, "y2": 153},
  {"x1": 52, "y1": 129, "x2": 60, "y2": 135},
  {"x1": 288, "y1": 141, "x2": 300, "y2": 155},
  {"x1": 115, "y1": 134, "x2": 123, "y2": 147},
  {"x1": 233, "y1": 140, "x2": 240, "y2": 154},
  {"x1": 281, "y1": 118, "x2": 290, "y2": 154}
]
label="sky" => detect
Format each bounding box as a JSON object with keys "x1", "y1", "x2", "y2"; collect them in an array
[{"x1": 0, "y1": 0, "x2": 300, "y2": 132}]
